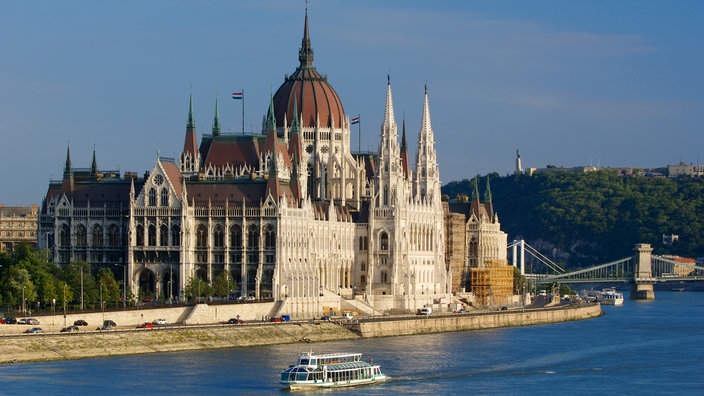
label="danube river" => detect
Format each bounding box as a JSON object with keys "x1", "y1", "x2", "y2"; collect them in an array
[{"x1": 2, "y1": 291, "x2": 703, "y2": 395}]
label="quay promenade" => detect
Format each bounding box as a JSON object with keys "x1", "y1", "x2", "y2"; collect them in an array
[{"x1": 0, "y1": 303, "x2": 601, "y2": 364}]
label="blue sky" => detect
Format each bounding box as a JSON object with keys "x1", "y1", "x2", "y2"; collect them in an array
[{"x1": 1, "y1": 0, "x2": 702, "y2": 206}]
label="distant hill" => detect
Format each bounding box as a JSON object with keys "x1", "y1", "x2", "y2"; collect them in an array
[{"x1": 442, "y1": 171, "x2": 704, "y2": 269}]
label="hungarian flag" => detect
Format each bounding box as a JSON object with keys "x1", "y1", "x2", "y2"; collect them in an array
[
  {"x1": 351, "y1": 116, "x2": 360, "y2": 125},
  {"x1": 232, "y1": 91, "x2": 243, "y2": 100}
]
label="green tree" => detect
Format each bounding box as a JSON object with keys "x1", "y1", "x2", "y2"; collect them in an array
[
  {"x1": 212, "y1": 271, "x2": 235, "y2": 298},
  {"x1": 184, "y1": 276, "x2": 212, "y2": 302}
]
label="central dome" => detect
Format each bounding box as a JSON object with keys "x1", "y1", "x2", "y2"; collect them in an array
[{"x1": 272, "y1": 11, "x2": 345, "y2": 129}]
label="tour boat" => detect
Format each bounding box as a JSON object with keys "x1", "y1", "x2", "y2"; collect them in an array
[
  {"x1": 598, "y1": 288, "x2": 624, "y2": 306},
  {"x1": 280, "y1": 351, "x2": 386, "y2": 390}
]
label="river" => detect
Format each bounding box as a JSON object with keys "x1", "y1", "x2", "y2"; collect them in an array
[{"x1": 1, "y1": 291, "x2": 703, "y2": 395}]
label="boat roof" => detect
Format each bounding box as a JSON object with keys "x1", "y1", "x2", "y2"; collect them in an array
[
  {"x1": 325, "y1": 361, "x2": 376, "y2": 372},
  {"x1": 299, "y1": 352, "x2": 362, "y2": 359}
]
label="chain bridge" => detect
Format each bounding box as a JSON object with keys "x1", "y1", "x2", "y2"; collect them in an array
[{"x1": 508, "y1": 241, "x2": 704, "y2": 299}]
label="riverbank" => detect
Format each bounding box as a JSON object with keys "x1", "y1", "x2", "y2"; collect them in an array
[{"x1": 0, "y1": 303, "x2": 601, "y2": 365}]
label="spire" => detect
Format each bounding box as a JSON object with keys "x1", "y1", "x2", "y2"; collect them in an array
[
  {"x1": 472, "y1": 175, "x2": 480, "y2": 202},
  {"x1": 212, "y1": 97, "x2": 221, "y2": 136},
  {"x1": 383, "y1": 74, "x2": 396, "y2": 130},
  {"x1": 484, "y1": 175, "x2": 492, "y2": 202},
  {"x1": 90, "y1": 147, "x2": 98, "y2": 177},
  {"x1": 180, "y1": 93, "x2": 200, "y2": 174},
  {"x1": 298, "y1": 5, "x2": 314, "y2": 69},
  {"x1": 400, "y1": 114, "x2": 409, "y2": 179},
  {"x1": 290, "y1": 98, "x2": 300, "y2": 135},
  {"x1": 265, "y1": 93, "x2": 276, "y2": 132},
  {"x1": 187, "y1": 93, "x2": 195, "y2": 130},
  {"x1": 63, "y1": 145, "x2": 72, "y2": 177},
  {"x1": 515, "y1": 148, "x2": 523, "y2": 175},
  {"x1": 420, "y1": 84, "x2": 432, "y2": 133}
]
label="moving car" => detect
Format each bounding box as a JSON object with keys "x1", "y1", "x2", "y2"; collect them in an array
[
  {"x1": 60, "y1": 325, "x2": 79, "y2": 333},
  {"x1": 153, "y1": 319, "x2": 168, "y2": 325},
  {"x1": 342, "y1": 312, "x2": 353, "y2": 319},
  {"x1": 138, "y1": 322, "x2": 154, "y2": 329},
  {"x1": 227, "y1": 318, "x2": 244, "y2": 324},
  {"x1": 24, "y1": 327, "x2": 43, "y2": 334}
]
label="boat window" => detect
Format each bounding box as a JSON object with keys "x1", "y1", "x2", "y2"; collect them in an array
[
  {"x1": 310, "y1": 359, "x2": 316, "y2": 365},
  {"x1": 300, "y1": 359, "x2": 309, "y2": 365}
]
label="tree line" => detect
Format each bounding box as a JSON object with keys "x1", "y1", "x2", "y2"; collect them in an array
[
  {"x1": 0, "y1": 244, "x2": 236, "y2": 316},
  {"x1": 443, "y1": 170, "x2": 704, "y2": 269}
]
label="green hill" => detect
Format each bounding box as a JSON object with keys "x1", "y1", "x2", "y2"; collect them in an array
[{"x1": 443, "y1": 171, "x2": 704, "y2": 269}]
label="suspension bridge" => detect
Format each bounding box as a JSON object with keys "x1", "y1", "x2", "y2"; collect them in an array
[{"x1": 508, "y1": 241, "x2": 704, "y2": 299}]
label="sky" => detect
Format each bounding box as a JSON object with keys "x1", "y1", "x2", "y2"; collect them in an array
[{"x1": 1, "y1": 0, "x2": 703, "y2": 206}]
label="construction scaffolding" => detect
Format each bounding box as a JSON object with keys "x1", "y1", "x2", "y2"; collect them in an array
[{"x1": 469, "y1": 259, "x2": 514, "y2": 306}]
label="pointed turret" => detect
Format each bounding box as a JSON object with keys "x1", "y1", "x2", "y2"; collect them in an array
[
  {"x1": 180, "y1": 94, "x2": 200, "y2": 174},
  {"x1": 265, "y1": 93, "x2": 276, "y2": 133},
  {"x1": 400, "y1": 115, "x2": 410, "y2": 179},
  {"x1": 377, "y1": 75, "x2": 401, "y2": 207},
  {"x1": 414, "y1": 84, "x2": 440, "y2": 201},
  {"x1": 90, "y1": 147, "x2": 98, "y2": 177},
  {"x1": 515, "y1": 148, "x2": 523, "y2": 175},
  {"x1": 212, "y1": 97, "x2": 221, "y2": 136},
  {"x1": 61, "y1": 146, "x2": 74, "y2": 193},
  {"x1": 382, "y1": 75, "x2": 396, "y2": 132},
  {"x1": 484, "y1": 175, "x2": 494, "y2": 218}
]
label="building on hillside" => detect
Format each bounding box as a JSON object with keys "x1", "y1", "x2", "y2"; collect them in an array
[
  {"x1": 0, "y1": 204, "x2": 38, "y2": 252},
  {"x1": 668, "y1": 162, "x2": 704, "y2": 178},
  {"x1": 38, "y1": 9, "x2": 450, "y2": 317},
  {"x1": 445, "y1": 177, "x2": 511, "y2": 303}
]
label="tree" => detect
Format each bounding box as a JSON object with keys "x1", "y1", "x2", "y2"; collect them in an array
[
  {"x1": 184, "y1": 276, "x2": 212, "y2": 302},
  {"x1": 212, "y1": 271, "x2": 236, "y2": 298}
]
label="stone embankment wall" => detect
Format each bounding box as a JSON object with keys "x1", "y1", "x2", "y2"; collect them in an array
[
  {"x1": 0, "y1": 304, "x2": 601, "y2": 365},
  {"x1": 345, "y1": 303, "x2": 602, "y2": 337},
  {"x1": 0, "y1": 322, "x2": 357, "y2": 365}
]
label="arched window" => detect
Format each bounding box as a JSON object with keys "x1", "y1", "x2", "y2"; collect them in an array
[
  {"x1": 264, "y1": 224, "x2": 275, "y2": 249},
  {"x1": 380, "y1": 232, "x2": 389, "y2": 251},
  {"x1": 148, "y1": 188, "x2": 157, "y2": 206},
  {"x1": 76, "y1": 224, "x2": 87, "y2": 247},
  {"x1": 148, "y1": 224, "x2": 156, "y2": 246},
  {"x1": 60, "y1": 224, "x2": 70, "y2": 247},
  {"x1": 230, "y1": 225, "x2": 242, "y2": 248},
  {"x1": 196, "y1": 225, "x2": 208, "y2": 248},
  {"x1": 108, "y1": 224, "x2": 120, "y2": 247},
  {"x1": 248, "y1": 224, "x2": 259, "y2": 248},
  {"x1": 160, "y1": 224, "x2": 169, "y2": 246},
  {"x1": 213, "y1": 225, "x2": 224, "y2": 248},
  {"x1": 92, "y1": 224, "x2": 103, "y2": 247},
  {"x1": 171, "y1": 225, "x2": 180, "y2": 246},
  {"x1": 381, "y1": 270, "x2": 388, "y2": 283},
  {"x1": 160, "y1": 187, "x2": 168, "y2": 206},
  {"x1": 136, "y1": 225, "x2": 144, "y2": 246},
  {"x1": 469, "y1": 237, "x2": 477, "y2": 255}
]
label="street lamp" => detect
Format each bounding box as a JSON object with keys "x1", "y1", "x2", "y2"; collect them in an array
[{"x1": 115, "y1": 264, "x2": 127, "y2": 308}]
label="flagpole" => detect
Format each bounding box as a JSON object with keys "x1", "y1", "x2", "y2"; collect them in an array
[
  {"x1": 357, "y1": 113, "x2": 361, "y2": 153},
  {"x1": 241, "y1": 88, "x2": 245, "y2": 134}
]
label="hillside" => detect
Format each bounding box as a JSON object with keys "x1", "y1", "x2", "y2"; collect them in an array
[{"x1": 443, "y1": 171, "x2": 704, "y2": 269}]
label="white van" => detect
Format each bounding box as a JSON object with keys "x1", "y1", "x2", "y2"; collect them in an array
[
  {"x1": 419, "y1": 307, "x2": 432, "y2": 315},
  {"x1": 341, "y1": 312, "x2": 353, "y2": 320}
]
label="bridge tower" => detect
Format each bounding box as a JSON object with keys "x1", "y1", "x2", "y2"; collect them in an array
[{"x1": 631, "y1": 243, "x2": 655, "y2": 300}]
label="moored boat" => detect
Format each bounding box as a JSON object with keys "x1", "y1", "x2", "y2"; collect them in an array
[
  {"x1": 280, "y1": 351, "x2": 386, "y2": 390},
  {"x1": 599, "y1": 288, "x2": 624, "y2": 306}
]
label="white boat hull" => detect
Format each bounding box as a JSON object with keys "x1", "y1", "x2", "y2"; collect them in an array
[{"x1": 285, "y1": 375, "x2": 387, "y2": 390}]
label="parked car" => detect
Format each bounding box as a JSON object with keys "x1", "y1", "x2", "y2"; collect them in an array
[
  {"x1": 17, "y1": 318, "x2": 27, "y2": 325},
  {"x1": 0, "y1": 318, "x2": 5, "y2": 324},
  {"x1": 152, "y1": 319, "x2": 167, "y2": 325},
  {"x1": 103, "y1": 320, "x2": 117, "y2": 327},
  {"x1": 60, "y1": 325, "x2": 79, "y2": 333},
  {"x1": 138, "y1": 322, "x2": 154, "y2": 329},
  {"x1": 24, "y1": 327, "x2": 43, "y2": 334},
  {"x1": 74, "y1": 319, "x2": 88, "y2": 326},
  {"x1": 4, "y1": 317, "x2": 17, "y2": 324},
  {"x1": 26, "y1": 318, "x2": 40, "y2": 325},
  {"x1": 100, "y1": 324, "x2": 113, "y2": 331}
]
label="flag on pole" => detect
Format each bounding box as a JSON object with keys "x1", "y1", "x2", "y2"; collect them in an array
[
  {"x1": 351, "y1": 116, "x2": 360, "y2": 125},
  {"x1": 232, "y1": 91, "x2": 243, "y2": 100}
]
